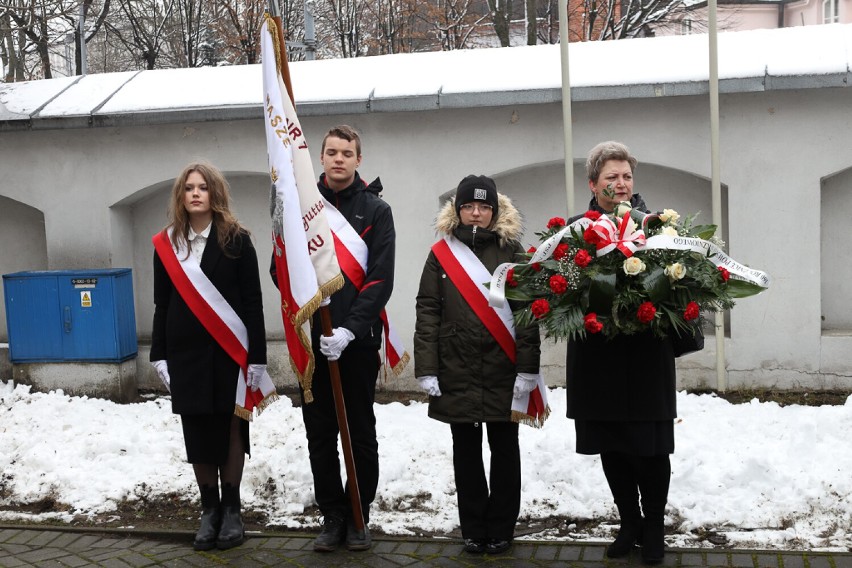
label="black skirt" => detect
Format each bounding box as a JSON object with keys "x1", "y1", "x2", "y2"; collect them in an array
[
  {"x1": 180, "y1": 413, "x2": 250, "y2": 465},
  {"x1": 574, "y1": 419, "x2": 674, "y2": 456}
]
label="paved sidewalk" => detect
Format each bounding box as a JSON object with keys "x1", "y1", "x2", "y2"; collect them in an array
[{"x1": 0, "y1": 526, "x2": 850, "y2": 567}]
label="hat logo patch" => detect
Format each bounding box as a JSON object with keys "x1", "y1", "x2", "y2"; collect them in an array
[{"x1": 474, "y1": 188, "x2": 487, "y2": 200}]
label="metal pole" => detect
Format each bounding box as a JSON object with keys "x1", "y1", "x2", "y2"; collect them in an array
[
  {"x1": 708, "y1": 0, "x2": 726, "y2": 391},
  {"x1": 558, "y1": 0, "x2": 574, "y2": 215},
  {"x1": 78, "y1": 3, "x2": 87, "y2": 75}
]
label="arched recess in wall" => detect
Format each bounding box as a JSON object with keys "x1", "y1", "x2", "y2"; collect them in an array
[
  {"x1": 438, "y1": 160, "x2": 730, "y2": 333},
  {"x1": 110, "y1": 170, "x2": 280, "y2": 342},
  {"x1": 820, "y1": 166, "x2": 852, "y2": 333},
  {"x1": 0, "y1": 196, "x2": 48, "y2": 341}
]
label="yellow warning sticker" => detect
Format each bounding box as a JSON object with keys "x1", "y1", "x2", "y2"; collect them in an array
[{"x1": 81, "y1": 291, "x2": 92, "y2": 308}]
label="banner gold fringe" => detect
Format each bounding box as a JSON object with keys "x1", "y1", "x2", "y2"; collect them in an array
[
  {"x1": 511, "y1": 405, "x2": 551, "y2": 429},
  {"x1": 286, "y1": 274, "x2": 345, "y2": 404},
  {"x1": 234, "y1": 391, "x2": 281, "y2": 422}
]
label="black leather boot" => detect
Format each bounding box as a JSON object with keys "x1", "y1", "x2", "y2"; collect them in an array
[
  {"x1": 216, "y1": 483, "x2": 245, "y2": 550},
  {"x1": 193, "y1": 485, "x2": 220, "y2": 551},
  {"x1": 313, "y1": 511, "x2": 346, "y2": 552}
]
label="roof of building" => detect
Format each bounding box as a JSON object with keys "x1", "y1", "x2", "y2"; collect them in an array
[{"x1": 1, "y1": 23, "x2": 850, "y2": 131}]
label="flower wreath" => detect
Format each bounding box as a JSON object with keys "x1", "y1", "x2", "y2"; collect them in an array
[{"x1": 488, "y1": 201, "x2": 770, "y2": 341}]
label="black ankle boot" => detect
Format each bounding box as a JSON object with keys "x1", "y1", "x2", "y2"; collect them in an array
[
  {"x1": 216, "y1": 483, "x2": 245, "y2": 550},
  {"x1": 607, "y1": 517, "x2": 642, "y2": 558},
  {"x1": 193, "y1": 485, "x2": 221, "y2": 551},
  {"x1": 641, "y1": 517, "x2": 665, "y2": 565}
]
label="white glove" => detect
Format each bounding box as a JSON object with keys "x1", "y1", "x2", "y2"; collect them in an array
[
  {"x1": 247, "y1": 364, "x2": 267, "y2": 392},
  {"x1": 319, "y1": 327, "x2": 355, "y2": 361},
  {"x1": 152, "y1": 360, "x2": 171, "y2": 393},
  {"x1": 417, "y1": 375, "x2": 442, "y2": 397},
  {"x1": 320, "y1": 296, "x2": 331, "y2": 307},
  {"x1": 513, "y1": 372, "x2": 539, "y2": 399}
]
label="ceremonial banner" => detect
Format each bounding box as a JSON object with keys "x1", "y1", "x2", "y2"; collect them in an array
[{"x1": 261, "y1": 15, "x2": 343, "y2": 402}]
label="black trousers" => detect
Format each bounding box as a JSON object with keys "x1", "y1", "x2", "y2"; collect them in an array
[
  {"x1": 301, "y1": 346, "x2": 380, "y2": 523},
  {"x1": 450, "y1": 421, "x2": 521, "y2": 541}
]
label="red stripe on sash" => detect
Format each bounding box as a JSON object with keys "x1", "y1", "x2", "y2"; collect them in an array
[
  {"x1": 431, "y1": 239, "x2": 516, "y2": 364},
  {"x1": 152, "y1": 231, "x2": 248, "y2": 370}
]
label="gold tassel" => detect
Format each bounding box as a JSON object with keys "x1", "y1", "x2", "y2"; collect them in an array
[{"x1": 234, "y1": 404, "x2": 253, "y2": 422}]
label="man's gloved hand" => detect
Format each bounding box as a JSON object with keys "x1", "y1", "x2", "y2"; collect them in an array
[
  {"x1": 247, "y1": 364, "x2": 267, "y2": 392},
  {"x1": 319, "y1": 327, "x2": 355, "y2": 361},
  {"x1": 417, "y1": 376, "x2": 442, "y2": 397},
  {"x1": 513, "y1": 372, "x2": 539, "y2": 399},
  {"x1": 152, "y1": 360, "x2": 171, "y2": 393}
]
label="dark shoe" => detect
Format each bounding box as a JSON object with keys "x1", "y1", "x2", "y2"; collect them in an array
[
  {"x1": 193, "y1": 507, "x2": 221, "y2": 551},
  {"x1": 641, "y1": 519, "x2": 665, "y2": 565},
  {"x1": 345, "y1": 520, "x2": 372, "y2": 551},
  {"x1": 485, "y1": 539, "x2": 512, "y2": 555},
  {"x1": 193, "y1": 485, "x2": 221, "y2": 551},
  {"x1": 606, "y1": 519, "x2": 643, "y2": 558},
  {"x1": 216, "y1": 505, "x2": 245, "y2": 549},
  {"x1": 313, "y1": 514, "x2": 346, "y2": 552},
  {"x1": 463, "y1": 538, "x2": 486, "y2": 554}
]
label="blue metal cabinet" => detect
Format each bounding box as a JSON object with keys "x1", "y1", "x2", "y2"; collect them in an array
[{"x1": 3, "y1": 269, "x2": 138, "y2": 363}]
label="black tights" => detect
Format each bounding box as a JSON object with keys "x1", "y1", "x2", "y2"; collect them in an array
[{"x1": 193, "y1": 415, "x2": 245, "y2": 494}]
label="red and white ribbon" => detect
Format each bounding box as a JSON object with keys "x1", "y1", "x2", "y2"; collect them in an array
[
  {"x1": 591, "y1": 213, "x2": 646, "y2": 258},
  {"x1": 323, "y1": 200, "x2": 410, "y2": 376},
  {"x1": 433, "y1": 236, "x2": 549, "y2": 427}
]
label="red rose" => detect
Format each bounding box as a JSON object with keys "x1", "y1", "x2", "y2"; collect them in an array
[
  {"x1": 584, "y1": 210, "x2": 602, "y2": 221},
  {"x1": 547, "y1": 217, "x2": 566, "y2": 229},
  {"x1": 583, "y1": 226, "x2": 600, "y2": 245},
  {"x1": 684, "y1": 301, "x2": 700, "y2": 321},
  {"x1": 574, "y1": 249, "x2": 592, "y2": 268},
  {"x1": 531, "y1": 299, "x2": 550, "y2": 319},
  {"x1": 506, "y1": 268, "x2": 518, "y2": 288},
  {"x1": 583, "y1": 312, "x2": 603, "y2": 334},
  {"x1": 718, "y1": 266, "x2": 730, "y2": 282},
  {"x1": 549, "y1": 274, "x2": 568, "y2": 294},
  {"x1": 637, "y1": 301, "x2": 657, "y2": 324},
  {"x1": 527, "y1": 246, "x2": 541, "y2": 272},
  {"x1": 552, "y1": 243, "x2": 569, "y2": 261}
]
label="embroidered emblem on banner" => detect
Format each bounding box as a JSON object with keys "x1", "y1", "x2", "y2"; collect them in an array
[{"x1": 474, "y1": 188, "x2": 487, "y2": 200}]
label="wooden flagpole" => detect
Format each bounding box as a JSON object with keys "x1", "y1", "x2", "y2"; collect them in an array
[{"x1": 266, "y1": 1, "x2": 366, "y2": 534}]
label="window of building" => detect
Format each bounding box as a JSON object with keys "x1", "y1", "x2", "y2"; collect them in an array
[
  {"x1": 823, "y1": 0, "x2": 839, "y2": 23},
  {"x1": 682, "y1": 18, "x2": 693, "y2": 35}
]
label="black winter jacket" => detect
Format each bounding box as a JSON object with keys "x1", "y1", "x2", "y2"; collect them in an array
[
  {"x1": 414, "y1": 194, "x2": 541, "y2": 424},
  {"x1": 270, "y1": 172, "x2": 395, "y2": 352}
]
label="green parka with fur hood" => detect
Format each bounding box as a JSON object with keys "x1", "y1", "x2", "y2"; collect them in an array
[{"x1": 414, "y1": 194, "x2": 541, "y2": 424}]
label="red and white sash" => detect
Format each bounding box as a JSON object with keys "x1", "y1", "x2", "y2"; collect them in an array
[
  {"x1": 431, "y1": 236, "x2": 549, "y2": 427},
  {"x1": 152, "y1": 229, "x2": 277, "y2": 420},
  {"x1": 323, "y1": 200, "x2": 410, "y2": 377}
]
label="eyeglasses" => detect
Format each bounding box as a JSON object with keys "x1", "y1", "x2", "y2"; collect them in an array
[{"x1": 460, "y1": 203, "x2": 493, "y2": 213}]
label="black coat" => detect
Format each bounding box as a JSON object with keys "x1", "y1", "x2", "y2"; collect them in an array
[
  {"x1": 151, "y1": 226, "x2": 266, "y2": 415},
  {"x1": 565, "y1": 194, "x2": 677, "y2": 422}
]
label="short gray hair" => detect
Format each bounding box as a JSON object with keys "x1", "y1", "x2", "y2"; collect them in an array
[{"x1": 586, "y1": 141, "x2": 638, "y2": 182}]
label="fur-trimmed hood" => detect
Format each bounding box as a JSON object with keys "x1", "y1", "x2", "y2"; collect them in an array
[{"x1": 435, "y1": 193, "x2": 523, "y2": 247}]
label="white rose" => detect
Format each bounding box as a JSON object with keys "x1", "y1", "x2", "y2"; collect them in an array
[
  {"x1": 660, "y1": 209, "x2": 680, "y2": 223},
  {"x1": 623, "y1": 256, "x2": 646, "y2": 276},
  {"x1": 661, "y1": 226, "x2": 679, "y2": 237},
  {"x1": 614, "y1": 202, "x2": 633, "y2": 217},
  {"x1": 665, "y1": 262, "x2": 687, "y2": 281}
]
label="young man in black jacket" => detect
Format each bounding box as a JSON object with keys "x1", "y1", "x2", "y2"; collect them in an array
[{"x1": 272, "y1": 125, "x2": 396, "y2": 552}]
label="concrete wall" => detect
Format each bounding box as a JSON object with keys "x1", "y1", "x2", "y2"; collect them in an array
[{"x1": 2, "y1": 86, "x2": 851, "y2": 396}]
